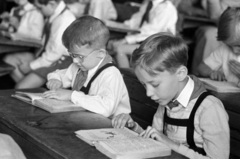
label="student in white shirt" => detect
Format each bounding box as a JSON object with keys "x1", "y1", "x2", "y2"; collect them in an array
[
  {"x1": 0, "y1": 0, "x2": 44, "y2": 40},
  {"x1": 197, "y1": 7, "x2": 240, "y2": 87},
  {"x1": 79, "y1": 0, "x2": 117, "y2": 21},
  {"x1": 0, "y1": 133, "x2": 26, "y2": 159},
  {"x1": 3, "y1": 0, "x2": 76, "y2": 89},
  {"x1": 43, "y1": 16, "x2": 131, "y2": 118},
  {"x1": 64, "y1": 0, "x2": 86, "y2": 18},
  {"x1": 109, "y1": 0, "x2": 178, "y2": 68}
]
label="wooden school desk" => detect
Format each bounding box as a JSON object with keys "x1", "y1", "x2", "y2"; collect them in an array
[
  {"x1": 0, "y1": 88, "x2": 187, "y2": 159},
  {"x1": 0, "y1": 35, "x2": 41, "y2": 54}
]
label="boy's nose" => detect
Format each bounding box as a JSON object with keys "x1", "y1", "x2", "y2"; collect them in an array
[{"x1": 146, "y1": 86, "x2": 154, "y2": 97}]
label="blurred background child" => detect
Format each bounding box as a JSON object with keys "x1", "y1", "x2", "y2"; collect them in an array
[
  {"x1": 3, "y1": 0, "x2": 75, "y2": 88},
  {"x1": 0, "y1": 0, "x2": 44, "y2": 41},
  {"x1": 109, "y1": 0, "x2": 178, "y2": 68},
  {"x1": 197, "y1": 7, "x2": 240, "y2": 87}
]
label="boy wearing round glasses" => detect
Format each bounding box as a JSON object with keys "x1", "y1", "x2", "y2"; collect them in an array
[{"x1": 43, "y1": 16, "x2": 131, "y2": 118}]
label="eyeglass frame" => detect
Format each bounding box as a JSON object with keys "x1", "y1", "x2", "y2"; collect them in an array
[{"x1": 68, "y1": 49, "x2": 97, "y2": 61}]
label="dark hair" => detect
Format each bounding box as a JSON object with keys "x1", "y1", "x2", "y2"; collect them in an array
[
  {"x1": 62, "y1": 15, "x2": 110, "y2": 51},
  {"x1": 35, "y1": 0, "x2": 61, "y2": 5},
  {"x1": 217, "y1": 7, "x2": 240, "y2": 42},
  {"x1": 131, "y1": 32, "x2": 188, "y2": 76}
]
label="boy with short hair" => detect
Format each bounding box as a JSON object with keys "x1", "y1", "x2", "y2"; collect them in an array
[
  {"x1": 0, "y1": 0, "x2": 44, "y2": 40},
  {"x1": 43, "y1": 16, "x2": 131, "y2": 118},
  {"x1": 4, "y1": 0, "x2": 76, "y2": 88},
  {"x1": 197, "y1": 7, "x2": 240, "y2": 87},
  {"x1": 112, "y1": 32, "x2": 230, "y2": 158}
]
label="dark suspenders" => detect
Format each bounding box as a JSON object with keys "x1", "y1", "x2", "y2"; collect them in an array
[
  {"x1": 80, "y1": 63, "x2": 116, "y2": 94},
  {"x1": 164, "y1": 91, "x2": 212, "y2": 156}
]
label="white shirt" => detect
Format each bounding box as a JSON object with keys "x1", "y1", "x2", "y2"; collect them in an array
[
  {"x1": 88, "y1": 0, "x2": 117, "y2": 21},
  {"x1": 125, "y1": 0, "x2": 178, "y2": 44},
  {"x1": 11, "y1": 2, "x2": 44, "y2": 40},
  {"x1": 47, "y1": 60, "x2": 131, "y2": 118},
  {"x1": 0, "y1": 133, "x2": 26, "y2": 159},
  {"x1": 204, "y1": 43, "x2": 240, "y2": 85},
  {"x1": 30, "y1": 1, "x2": 76, "y2": 70}
]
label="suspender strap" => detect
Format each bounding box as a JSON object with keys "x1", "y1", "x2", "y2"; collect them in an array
[
  {"x1": 80, "y1": 63, "x2": 116, "y2": 94},
  {"x1": 164, "y1": 91, "x2": 211, "y2": 156},
  {"x1": 187, "y1": 91, "x2": 211, "y2": 155}
]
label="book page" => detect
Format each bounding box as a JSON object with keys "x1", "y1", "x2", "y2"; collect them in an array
[
  {"x1": 75, "y1": 128, "x2": 138, "y2": 145},
  {"x1": 199, "y1": 78, "x2": 240, "y2": 93},
  {"x1": 33, "y1": 99, "x2": 84, "y2": 113},
  {"x1": 15, "y1": 92, "x2": 44, "y2": 101},
  {"x1": 95, "y1": 137, "x2": 171, "y2": 159}
]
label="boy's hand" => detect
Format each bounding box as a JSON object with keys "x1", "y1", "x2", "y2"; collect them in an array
[
  {"x1": 112, "y1": 113, "x2": 135, "y2": 129},
  {"x1": 8, "y1": 16, "x2": 19, "y2": 29},
  {"x1": 19, "y1": 62, "x2": 31, "y2": 75},
  {"x1": 210, "y1": 70, "x2": 226, "y2": 81},
  {"x1": 42, "y1": 89, "x2": 72, "y2": 101},
  {"x1": 139, "y1": 126, "x2": 164, "y2": 142},
  {"x1": 46, "y1": 79, "x2": 63, "y2": 90},
  {"x1": 0, "y1": 12, "x2": 10, "y2": 21},
  {"x1": 229, "y1": 60, "x2": 240, "y2": 79}
]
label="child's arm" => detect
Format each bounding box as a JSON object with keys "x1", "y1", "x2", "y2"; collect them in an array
[
  {"x1": 139, "y1": 126, "x2": 180, "y2": 151},
  {"x1": 71, "y1": 67, "x2": 131, "y2": 117},
  {"x1": 197, "y1": 62, "x2": 226, "y2": 81},
  {"x1": 47, "y1": 63, "x2": 76, "y2": 89},
  {"x1": 112, "y1": 113, "x2": 144, "y2": 134}
]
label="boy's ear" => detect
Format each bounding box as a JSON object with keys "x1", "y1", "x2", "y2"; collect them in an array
[
  {"x1": 176, "y1": 65, "x2": 188, "y2": 81},
  {"x1": 97, "y1": 49, "x2": 107, "y2": 59}
]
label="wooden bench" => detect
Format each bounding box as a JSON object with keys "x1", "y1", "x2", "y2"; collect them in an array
[{"x1": 120, "y1": 68, "x2": 240, "y2": 159}]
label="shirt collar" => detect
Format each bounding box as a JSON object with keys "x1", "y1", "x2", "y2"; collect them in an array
[
  {"x1": 49, "y1": 1, "x2": 66, "y2": 22},
  {"x1": 87, "y1": 57, "x2": 105, "y2": 79},
  {"x1": 175, "y1": 76, "x2": 194, "y2": 107}
]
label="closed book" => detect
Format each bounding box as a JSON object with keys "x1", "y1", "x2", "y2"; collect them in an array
[{"x1": 199, "y1": 78, "x2": 240, "y2": 93}]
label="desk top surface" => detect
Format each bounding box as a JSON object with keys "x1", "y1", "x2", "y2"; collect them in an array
[
  {"x1": 0, "y1": 35, "x2": 42, "y2": 48},
  {"x1": 0, "y1": 89, "x2": 187, "y2": 159},
  {"x1": 0, "y1": 89, "x2": 112, "y2": 159}
]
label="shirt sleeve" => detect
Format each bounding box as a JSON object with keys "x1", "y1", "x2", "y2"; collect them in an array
[
  {"x1": 17, "y1": 10, "x2": 44, "y2": 40},
  {"x1": 89, "y1": 0, "x2": 117, "y2": 21},
  {"x1": 71, "y1": 68, "x2": 130, "y2": 117},
  {"x1": 0, "y1": 133, "x2": 26, "y2": 159},
  {"x1": 204, "y1": 45, "x2": 225, "y2": 71},
  {"x1": 125, "y1": 1, "x2": 177, "y2": 44},
  {"x1": 47, "y1": 63, "x2": 77, "y2": 88},
  {"x1": 30, "y1": 12, "x2": 75, "y2": 70},
  {"x1": 176, "y1": 98, "x2": 230, "y2": 159}
]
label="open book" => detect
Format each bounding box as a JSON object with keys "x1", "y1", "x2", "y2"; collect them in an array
[
  {"x1": 12, "y1": 91, "x2": 85, "y2": 113},
  {"x1": 75, "y1": 128, "x2": 171, "y2": 159},
  {"x1": 199, "y1": 78, "x2": 240, "y2": 93}
]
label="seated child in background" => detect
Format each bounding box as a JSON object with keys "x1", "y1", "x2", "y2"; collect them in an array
[
  {"x1": 110, "y1": 0, "x2": 178, "y2": 68},
  {"x1": 43, "y1": 16, "x2": 131, "y2": 118},
  {"x1": 0, "y1": 133, "x2": 26, "y2": 159},
  {"x1": 78, "y1": 0, "x2": 117, "y2": 21},
  {"x1": 3, "y1": 0, "x2": 76, "y2": 89},
  {"x1": 64, "y1": 0, "x2": 86, "y2": 18},
  {"x1": 197, "y1": 7, "x2": 240, "y2": 87},
  {"x1": 0, "y1": 0, "x2": 44, "y2": 41},
  {"x1": 112, "y1": 32, "x2": 230, "y2": 159}
]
